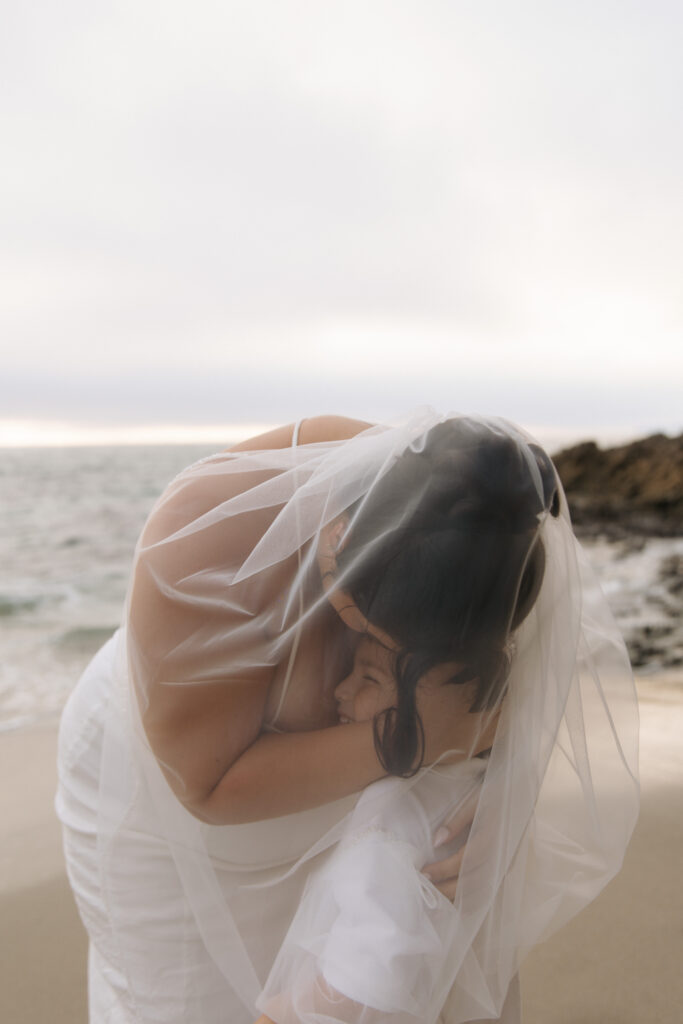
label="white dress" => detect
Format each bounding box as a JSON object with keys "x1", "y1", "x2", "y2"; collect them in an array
[
  {"x1": 55, "y1": 412, "x2": 639, "y2": 1024},
  {"x1": 56, "y1": 636, "x2": 519, "y2": 1024},
  {"x1": 56, "y1": 629, "x2": 357, "y2": 1023},
  {"x1": 55, "y1": 419, "x2": 354, "y2": 1022}
]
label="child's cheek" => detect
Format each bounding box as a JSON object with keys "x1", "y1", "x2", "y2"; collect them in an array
[{"x1": 355, "y1": 689, "x2": 377, "y2": 722}]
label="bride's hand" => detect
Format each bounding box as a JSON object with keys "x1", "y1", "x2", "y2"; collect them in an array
[
  {"x1": 422, "y1": 781, "x2": 483, "y2": 902},
  {"x1": 316, "y1": 519, "x2": 399, "y2": 650}
]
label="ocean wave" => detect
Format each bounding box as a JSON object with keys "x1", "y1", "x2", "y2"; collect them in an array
[{"x1": 0, "y1": 594, "x2": 41, "y2": 617}]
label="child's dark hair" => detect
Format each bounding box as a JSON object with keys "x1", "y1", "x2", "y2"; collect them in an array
[{"x1": 336, "y1": 419, "x2": 560, "y2": 777}]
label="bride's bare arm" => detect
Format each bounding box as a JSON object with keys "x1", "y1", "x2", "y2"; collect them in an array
[
  {"x1": 194, "y1": 720, "x2": 382, "y2": 824},
  {"x1": 135, "y1": 414, "x2": 381, "y2": 824},
  {"x1": 142, "y1": 667, "x2": 383, "y2": 824}
]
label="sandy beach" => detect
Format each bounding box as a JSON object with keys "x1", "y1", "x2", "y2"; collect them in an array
[{"x1": 1, "y1": 673, "x2": 681, "y2": 1024}]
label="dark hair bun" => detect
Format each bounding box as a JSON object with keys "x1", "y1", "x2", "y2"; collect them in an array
[{"x1": 337, "y1": 419, "x2": 559, "y2": 776}]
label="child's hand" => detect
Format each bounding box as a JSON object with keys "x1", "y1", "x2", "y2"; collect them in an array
[{"x1": 422, "y1": 781, "x2": 482, "y2": 901}]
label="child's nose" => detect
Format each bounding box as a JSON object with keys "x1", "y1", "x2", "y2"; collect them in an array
[{"x1": 334, "y1": 673, "x2": 355, "y2": 702}]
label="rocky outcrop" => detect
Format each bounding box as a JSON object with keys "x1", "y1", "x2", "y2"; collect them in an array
[
  {"x1": 551, "y1": 433, "x2": 682, "y2": 669},
  {"x1": 552, "y1": 432, "x2": 683, "y2": 538}
]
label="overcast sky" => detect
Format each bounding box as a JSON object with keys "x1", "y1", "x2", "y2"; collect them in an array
[{"x1": 1, "y1": 1, "x2": 681, "y2": 446}]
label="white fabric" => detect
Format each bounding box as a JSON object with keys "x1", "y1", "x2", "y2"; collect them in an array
[
  {"x1": 55, "y1": 409, "x2": 640, "y2": 1023},
  {"x1": 257, "y1": 761, "x2": 520, "y2": 1023},
  {"x1": 57, "y1": 632, "x2": 356, "y2": 1023},
  {"x1": 263, "y1": 419, "x2": 305, "y2": 734}
]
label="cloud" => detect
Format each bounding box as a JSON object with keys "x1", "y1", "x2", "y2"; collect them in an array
[
  {"x1": 0, "y1": 1, "x2": 681, "y2": 438},
  {"x1": 1, "y1": 349, "x2": 679, "y2": 444}
]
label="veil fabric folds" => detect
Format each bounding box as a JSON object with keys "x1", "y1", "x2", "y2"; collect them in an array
[{"x1": 93, "y1": 409, "x2": 638, "y2": 1024}]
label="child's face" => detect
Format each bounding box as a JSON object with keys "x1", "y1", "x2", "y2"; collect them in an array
[
  {"x1": 334, "y1": 637, "x2": 484, "y2": 765},
  {"x1": 334, "y1": 636, "x2": 398, "y2": 724}
]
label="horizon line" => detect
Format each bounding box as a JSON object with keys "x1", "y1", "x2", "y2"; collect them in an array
[
  {"x1": 0, "y1": 417, "x2": 676, "y2": 453},
  {"x1": 0, "y1": 419, "x2": 276, "y2": 449}
]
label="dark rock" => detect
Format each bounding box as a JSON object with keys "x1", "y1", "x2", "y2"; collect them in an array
[{"x1": 552, "y1": 432, "x2": 683, "y2": 537}]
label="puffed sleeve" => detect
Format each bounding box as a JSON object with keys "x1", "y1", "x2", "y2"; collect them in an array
[{"x1": 256, "y1": 779, "x2": 464, "y2": 1024}]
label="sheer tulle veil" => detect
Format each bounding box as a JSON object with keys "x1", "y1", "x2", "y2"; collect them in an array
[{"x1": 95, "y1": 408, "x2": 639, "y2": 1023}]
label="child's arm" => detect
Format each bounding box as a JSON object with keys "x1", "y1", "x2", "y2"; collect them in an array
[
  {"x1": 257, "y1": 794, "x2": 450, "y2": 1022},
  {"x1": 257, "y1": 767, "x2": 490, "y2": 1023}
]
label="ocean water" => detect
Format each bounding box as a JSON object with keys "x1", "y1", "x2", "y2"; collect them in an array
[
  {"x1": 0, "y1": 444, "x2": 215, "y2": 731},
  {"x1": 0, "y1": 445, "x2": 680, "y2": 732}
]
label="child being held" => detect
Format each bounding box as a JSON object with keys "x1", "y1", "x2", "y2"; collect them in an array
[{"x1": 256, "y1": 635, "x2": 519, "y2": 1024}]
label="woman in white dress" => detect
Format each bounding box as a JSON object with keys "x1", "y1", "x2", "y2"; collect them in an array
[{"x1": 56, "y1": 411, "x2": 639, "y2": 1024}]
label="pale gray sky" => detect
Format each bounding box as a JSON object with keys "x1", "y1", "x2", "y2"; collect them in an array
[{"x1": 1, "y1": 1, "x2": 681, "y2": 445}]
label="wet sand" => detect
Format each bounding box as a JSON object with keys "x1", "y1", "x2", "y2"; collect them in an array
[{"x1": 1, "y1": 674, "x2": 681, "y2": 1024}]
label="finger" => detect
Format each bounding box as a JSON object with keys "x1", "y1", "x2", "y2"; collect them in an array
[
  {"x1": 317, "y1": 536, "x2": 401, "y2": 647},
  {"x1": 317, "y1": 540, "x2": 369, "y2": 629},
  {"x1": 430, "y1": 814, "x2": 498, "y2": 893},
  {"x1": 422, "y1": 844, "x2": 466, "y2": 885},
  {"x1": 433, "y1": 785, "x2": 481, "y2": 848},
  {"x1": 331, "y1": 595, "x2": 371, "y2": 634},
  {"x1": 433, "y1": 877, "x2": 459, "y2": 902},
  {"x1": 324, "y1": 581, "x2": 400, "y2": 649}
]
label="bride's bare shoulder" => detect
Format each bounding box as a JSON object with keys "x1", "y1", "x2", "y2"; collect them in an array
[
  {"x1": 300, "y1": 415, "x2": 375, "y2": 444},
  {"x1": 225, "y1": 416, "x2": 374, "y2": 452}
]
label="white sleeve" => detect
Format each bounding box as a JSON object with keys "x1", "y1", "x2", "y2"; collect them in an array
[
  {"x1": 257, "y1": 797, "x2": 457, "y2": 1024},
  {"x1": 319, "y1": 829, "x2": 450, "y2": 1014}
]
